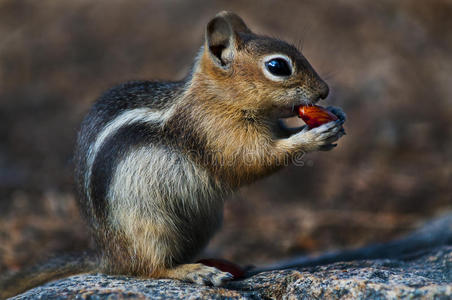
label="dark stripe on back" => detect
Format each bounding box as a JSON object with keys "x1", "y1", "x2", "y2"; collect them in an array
[
  {"x1": 90, "y1": 122, "x2": 162, "y2": 221},
  {"x1": 163, "y1": 110, "x2": 208, "y2": 167},
  {"x1": 93, "y1": 81, "x2": 184, "y2": 123}
]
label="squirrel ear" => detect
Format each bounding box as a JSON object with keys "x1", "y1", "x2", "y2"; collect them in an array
[
  {"x1": 205, "y1": 11, "x2": 251, "y2": 68},
  {"x1": 215, "y1": 11, "x2": 251, "y2": 34}
]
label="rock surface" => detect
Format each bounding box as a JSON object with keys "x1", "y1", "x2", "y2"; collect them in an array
[
  {"x1": 234, "y1": 247, "x2": 452, "y2": 299},
  {"x1": 9, "y1": 214, "x2": 452, "y2": 299},
  {"x1": 7, "y1": 214, "x2": 452, "y2": 299},
  {"x1": 9, "y1": 245, "x2": 451, "y2": 299}
]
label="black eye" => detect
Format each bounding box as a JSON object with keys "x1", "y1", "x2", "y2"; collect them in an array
[{"x1": 265, "y1": 58, "x2": 292, "y2": 77}]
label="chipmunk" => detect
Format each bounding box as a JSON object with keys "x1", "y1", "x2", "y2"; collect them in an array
[{"x1": 0, "y1": 11, "x2": 345, "y2": 298}]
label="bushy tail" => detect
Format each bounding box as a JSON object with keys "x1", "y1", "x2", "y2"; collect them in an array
[{"x1": 0, "y1": 252, "x2": 98, "y2": 299}]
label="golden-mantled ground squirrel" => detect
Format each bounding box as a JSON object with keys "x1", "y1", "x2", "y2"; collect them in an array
[{"x1": 0, "y1": 11, "x2": 345, "y2": 298}]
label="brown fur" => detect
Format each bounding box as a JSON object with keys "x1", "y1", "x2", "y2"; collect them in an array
[{"x1": 175, "y1": 23, "x2": 329, "y2": 186}]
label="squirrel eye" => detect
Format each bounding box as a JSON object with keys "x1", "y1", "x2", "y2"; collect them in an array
[{"x1": 265, "y1": 58, "x2": 292, "y2": 77}]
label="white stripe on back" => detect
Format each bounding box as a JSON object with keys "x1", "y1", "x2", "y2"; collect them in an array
[{"x1": 84, "y1": 106, "x2": 174, "y2": 194}]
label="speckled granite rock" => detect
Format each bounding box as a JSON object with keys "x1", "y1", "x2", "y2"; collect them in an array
[
  {"x1": 233, "y1": 246, "x2": 452, "y2": 299},
  {"x1": 11, "y1": 246, "x2": 452, "y2": 300}
]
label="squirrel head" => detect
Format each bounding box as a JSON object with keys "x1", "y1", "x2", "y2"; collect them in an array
[{"x1": 194, "y1": 11, "x2": 329, "y2": 120}]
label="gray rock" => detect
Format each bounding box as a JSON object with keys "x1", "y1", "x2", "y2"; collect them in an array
[
  {"x1": 10, "y1": 246, "x2": 452, "y2": 299},
  {"x1": 11, "y1": 214, "x2": 452, "y2": 299},
  {"x1": 232, "y1": 246, "x2": 452, "y2": 299}
]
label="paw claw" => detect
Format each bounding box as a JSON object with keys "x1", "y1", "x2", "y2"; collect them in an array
[{"x1": 183, "y1": 264, "x2": 232, "y2": 286}]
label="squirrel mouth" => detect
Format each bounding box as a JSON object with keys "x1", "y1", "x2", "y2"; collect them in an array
[
  {"x1": 291, "y1": 95, "x2": 325, "y2": 114},
  {"x1": 276, "y1": 95, "x2": 323, "y2": 119},
  {"x1": 284, "y1": 102, "x2": 313, "y2": 117}
]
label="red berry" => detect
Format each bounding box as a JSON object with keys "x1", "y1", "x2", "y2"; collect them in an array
[{"x1": 298, "y1": 105, "x2": 338, "y2": 128}]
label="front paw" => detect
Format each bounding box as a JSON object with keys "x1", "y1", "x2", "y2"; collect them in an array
[
  {"x1": 326, "y1": 106, "x2": 347, "y2": 122},
  {"x1": 289, "y1": 119, "x2": 345, "y2": 152}
]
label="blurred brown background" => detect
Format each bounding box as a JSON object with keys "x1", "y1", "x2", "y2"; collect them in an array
[{"x1": 0, "y1": 0, "x2": 451, "y2": 273}]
